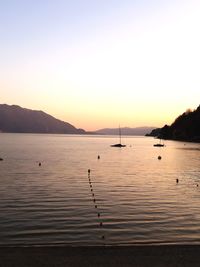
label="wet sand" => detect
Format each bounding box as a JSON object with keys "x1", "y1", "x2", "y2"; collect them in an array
[{"x1": 0, "y1": 245, "x2": 200, "y2": 267}]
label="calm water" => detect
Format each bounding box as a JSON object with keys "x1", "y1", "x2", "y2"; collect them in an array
[{"x1": 0, "y1": 133, "x2": 200, "y2": 246}]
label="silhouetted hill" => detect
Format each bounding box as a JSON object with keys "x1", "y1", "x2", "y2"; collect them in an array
[
  {"x1": 0, "y1": 104, "x2": 85, "y2": 134},
  {"x1": 95, "y1": 127, "x2": 156, "y2": 136},
  {"x1": 145, "y1": 128, "x2": 161, "y2": 137},
  {"x1": 147, "y1": 105, "x2": 200, "y2": 142}
]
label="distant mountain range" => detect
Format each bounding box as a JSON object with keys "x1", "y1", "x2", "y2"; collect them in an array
[
  {"x1": 0, "y1": 104, "x2": 157, "y2": 135},
  {"x1": 147, "y1": 105, "x2": 200, "y2": 142},
  {"x1": 94, "y1": 127, "x2": 156, "y2": 136},
  {"x1": 3, "y1": 103, "x2": 200, "y2": 141},
  {"x1": 0, "y1": 104, "x2": 85, "y2": 134}
]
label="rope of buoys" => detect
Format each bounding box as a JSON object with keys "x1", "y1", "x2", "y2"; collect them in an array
[{"x1": 87, "y1": 169, "x2": 105, "y2": 243}]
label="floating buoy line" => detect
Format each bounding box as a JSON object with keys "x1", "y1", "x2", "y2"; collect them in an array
[
  {"x1": 2, "y1": 149, "x2": 200, "y2": 246},
  {"x1": 87, "y1": 168, "x2": 105, "y2": 243}
]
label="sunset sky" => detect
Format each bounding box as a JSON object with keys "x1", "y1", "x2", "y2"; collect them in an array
[{"x1": 1, "y1": 0, "x2": 200, "y2": 131}]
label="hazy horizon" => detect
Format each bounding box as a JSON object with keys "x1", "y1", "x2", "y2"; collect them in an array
[{"x1": 1, "y1": 0, "x2": 200, "y2": 131}]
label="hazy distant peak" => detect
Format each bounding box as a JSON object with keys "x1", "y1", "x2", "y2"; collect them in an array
[{"x1": 95, "y1": 127, "x2": 156, "y2": 136}]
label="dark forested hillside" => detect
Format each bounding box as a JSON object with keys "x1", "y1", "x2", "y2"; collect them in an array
[
  {"x1": 149, "y1": 105, "x2": 200, "y2": 142},
  {"x1": 0, "y1": 104, "x2": 85, "y2": 134}
]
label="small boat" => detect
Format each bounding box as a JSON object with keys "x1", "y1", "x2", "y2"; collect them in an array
[
  {"x1": 154, "y1": 143, "x2": 164, "y2": 147},
  {"x1": 154, "y1": 139, "x2": 165, "y2": 147},
  {"x1": 111, "y1": 143, "x2": 126, "y2": 148},
  {"x1": 111, "y1": 126, "x2": 126, "y2": 147}
]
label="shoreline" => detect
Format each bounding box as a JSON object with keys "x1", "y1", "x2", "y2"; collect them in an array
[{"x1": 1, "y1": 244, "x2": 200, "y2": 267}]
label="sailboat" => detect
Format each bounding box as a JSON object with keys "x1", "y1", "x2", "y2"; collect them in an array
[
  {"x1": 111, "y1": 126, "x2": 126, "y2": 147},
  {"x1": 153, "y1": 138, "x2": 165, "y2": 147}
]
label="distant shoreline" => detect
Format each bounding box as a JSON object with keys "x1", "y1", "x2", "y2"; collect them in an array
[
  {"x1": 0, "y1": 132, "x2": 148, "y2": 136},
  {"x1": 1, "y1": 244, "x2": 200, "y2": 267},
  {"x1": 1, "y1": 132, "x2": 200, "y2": 143}
]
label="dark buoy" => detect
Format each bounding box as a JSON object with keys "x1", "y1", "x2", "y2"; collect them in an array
[
  {"x1": 176, "y1": 178, "x2": 179, "y2": 184},
  {"x1": 98, "y1": 213, "x2": 100, "y2": 217},
  {"x1": 39, "y1": 162, "x2": 41, "y2": 166},
  {"x1": 158, "y1": 156, "x2": 162, "y2": 160},
  {"x1": 0, "y1": 158, "x2": 3, "y2": 161},
  {"x1": 98, "y1": 155, "x2": 100, "y2": 160},
  {"x1": 95, "y1": 205, "x2": 97, "y2": 208},
  {"x1": 197, "y1": 184, "x2": 199, "y2": 187},
  {"x1": 88, "y1": 169, "x2": 91, "y2": 174},
  {"x1": 100, "y1": 222, "x2": 103, "y2": 227},
  {"x1": 101, "y1": 235, "x2": 105, "y2": 240},
  {"x1": 93, "y1": 198, "x2": 96, "y2": 202}
]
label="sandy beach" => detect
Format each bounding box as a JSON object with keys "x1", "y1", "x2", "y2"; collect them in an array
[{"x1": 0, "y1": 245, "x2": 200, "y2": 267}]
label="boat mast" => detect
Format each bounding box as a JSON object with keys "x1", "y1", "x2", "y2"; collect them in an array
[{"x1": 119, "y1": 125, "x2": 121, "y2": 144}]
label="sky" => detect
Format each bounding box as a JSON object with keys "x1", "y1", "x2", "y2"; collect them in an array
[{"x1": 0, "y1": 0, "x2": 200, "y2": 131}]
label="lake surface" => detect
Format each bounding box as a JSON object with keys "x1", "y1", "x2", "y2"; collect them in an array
[{"x1": 0, "y1": 133, "x2": 200, "y2": 246}]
